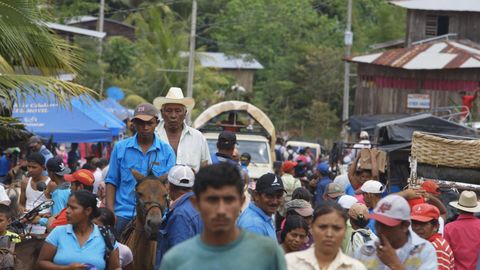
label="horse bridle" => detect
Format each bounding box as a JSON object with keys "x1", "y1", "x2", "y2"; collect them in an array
[{"x1": 135, "y1": 178, "x2": 169, "y2": 218}]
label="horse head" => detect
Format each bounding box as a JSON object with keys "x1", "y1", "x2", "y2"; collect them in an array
[{"x1": 134, "y1": 175, "x2": 168, "y2": 240}]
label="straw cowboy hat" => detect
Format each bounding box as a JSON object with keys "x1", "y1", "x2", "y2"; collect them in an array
[
  {"x1": 449, "y1": 190, "x2": 480, "y2": 213},
  {"x1": 153, "y1": 87, "x2": 195, "y2": 112}
]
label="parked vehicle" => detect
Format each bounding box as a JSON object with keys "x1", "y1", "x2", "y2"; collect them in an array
[{"x1": 193, "y1": 101, "x2": 275, "y2": 179}]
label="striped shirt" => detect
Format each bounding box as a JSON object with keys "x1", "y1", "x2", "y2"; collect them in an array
[{"x1": 429, "y1": 233, "x2": 455, "y2": 270}]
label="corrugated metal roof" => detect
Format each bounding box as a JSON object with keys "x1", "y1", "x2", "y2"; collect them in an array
[
  {"x1": 348, "y1": 40, "x2": 480, "y2": 70},
  {"x1": 44, "y1": 22, "x2": 106, "y2": 39},
  {"x1": 195, "y1": 52, "x2": 264, "y2": 70},
  {"x1": 390, "y1": 0, "x2": 480, "y2": 12},
  {"x1": 65, "y1": 16, "x2": 135, "y2": 29}
]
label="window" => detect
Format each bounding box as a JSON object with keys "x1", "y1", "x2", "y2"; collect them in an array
[{"x1": 425, "y1": 15, "x2": 450, "y2": 37}]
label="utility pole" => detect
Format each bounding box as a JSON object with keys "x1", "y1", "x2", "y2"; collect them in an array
[
  {"x1": 98, "y1": 0, "x2": 105, "y2": 94},
  {"x1": 342, "y1": 0, "x2": 353, "y2": 122},
  {"x1": 186, "y1": 0, "x2": 197, "y2": 124}
]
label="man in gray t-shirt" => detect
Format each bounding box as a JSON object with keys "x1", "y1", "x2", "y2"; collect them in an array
[{"x1": 159, "y1": 163, "x2": 286, "y2": 270}]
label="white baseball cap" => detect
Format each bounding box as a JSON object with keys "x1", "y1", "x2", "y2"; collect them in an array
[
  {"x1": 168, "y1": 165, "x2": 195, "y2": 188},
  {"x1": 361, "y1": 180, "x2": 385, "y2": 194},
  {"x1": 370, "y1": 194, "x2": 410, "y2": 226},
  {"x1": 337, "y1": 195, "x2": 358, "y2": 210}
]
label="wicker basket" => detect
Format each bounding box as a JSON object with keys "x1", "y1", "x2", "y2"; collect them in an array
[{"x1": 411, "y1": 131, "x2": 480, "y2": 169}]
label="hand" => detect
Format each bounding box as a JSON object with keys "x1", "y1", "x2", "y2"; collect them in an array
[
  {"x1": 375, "y1": 234, "x2": 404, "y2": 269},
  {"x1": 400, "y1": 188, "x2": 425, "y2": 200},
  {"x1": 66, "y1": 263, "x2": 87, "y2": 270},
  {"x1": 31, "y1": 215, "x2": 41, "y2": 224}
]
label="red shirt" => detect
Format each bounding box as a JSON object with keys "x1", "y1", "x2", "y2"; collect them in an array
[
  {"x1": 461, "y1": 95, "x2": 475, "y2": 117},
  {"x1": 428, "y1": 233, "x2": 455, "y2": 270},
  {"x1": 444, "y1": 214, "x2": 480, "y2": 270},
  {"x1": 50, "y1": 208, "x2": 68, "y2": 229}
]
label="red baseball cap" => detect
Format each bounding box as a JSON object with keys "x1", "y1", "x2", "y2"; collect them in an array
[
  {"x1": 64, "y1": 169, "x2": 94, "y2": 186},
  {"x1": 282, "y1": 161, "x2": 298, "y2": 172},
  {"x1": 421, "y1": 180, "x2": 440, "y2": 195},
  {"x1": 410, "y1": 203, "x2": 440, "y2": 222}
]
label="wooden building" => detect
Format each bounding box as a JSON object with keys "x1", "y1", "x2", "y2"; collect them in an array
[
  {"x1": 348, "y1": 1, "x2": 480, "y2": 118},
  {"x1": 66, "y1": 16, "x2": 136, "y2": 41},
  {"x1": 195, "y1": 52, "x2": 264, "y2": 92},
  {"x1": 390, "y1": 0, "x2": 480, "y2": 45}
]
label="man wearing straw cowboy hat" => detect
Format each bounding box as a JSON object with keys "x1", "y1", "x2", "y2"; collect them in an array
[
  {"x1": 444, "y1": 190, "x2": 480, "y2": 270},
  {"x1": 154, "y1": 87, "x2": 211, "y2": 172}
]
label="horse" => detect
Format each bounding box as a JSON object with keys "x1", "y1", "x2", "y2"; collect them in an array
[{"x1": 121, "y1": 175, "x2": 168, "y2": 270}]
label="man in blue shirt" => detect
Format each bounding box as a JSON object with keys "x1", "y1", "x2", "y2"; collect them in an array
[
  {"x1": 211, "y1": 131, "x2": 237, "y2": 165},
  {"x1": 314, "y1": 162, "x2": 332, "y2": 206},
  {"x1": 156, "y1": 165, "x2": 203, "y2": 268},
  {"x1": 237, "y1": 173, "x2": 285, "y2": 240},
  {"x1": 45, "y1": 157, "x2": 71, "y2": 216},
  {"x1": 105, "y1": 103, "x2": 176, "y2": 236},
  {"x1": 28, "y1": 136, "x2": 53, "y2": 165}
]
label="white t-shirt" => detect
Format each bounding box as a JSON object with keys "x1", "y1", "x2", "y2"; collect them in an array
[
  {"x1": 118, "y1": 242, "x2": 133, "y2": 267},
  {"x1": 93, "y1": 168, "x2": 103, "y2": 194},
  {"x1": 0, "y1": 185, "x2": 10, "y2": 206}
]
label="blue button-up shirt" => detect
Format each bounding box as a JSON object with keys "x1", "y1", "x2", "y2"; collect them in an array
[
  {"x1": 105, "y1": 134, "x2": 175, "y2": 218},
  {"x1": 156, "y1": 192, "x2": 203, "y2": 268},
  {"x1": 237, "y1": 202, "x2": 276, "y2": 240}
]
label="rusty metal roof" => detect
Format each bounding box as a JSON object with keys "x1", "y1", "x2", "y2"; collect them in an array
[
  {"x1": 348, "y1": 40, "x2": 480, "y2": 70},
  {"x1": 390, "y1": 0, "x2": 480, "y2": 12}
]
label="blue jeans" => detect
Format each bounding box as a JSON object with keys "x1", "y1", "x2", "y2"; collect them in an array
[{"x1": 115, "y1": 216, "x2": 132, "y2": 239}]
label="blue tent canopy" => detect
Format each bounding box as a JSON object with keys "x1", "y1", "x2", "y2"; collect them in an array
[
  {"x1": 12, "y1": 94, "x2": 113, "y2": 143},
  {"x1": 72, "y1": 96, "x2": 125, "y2": 136},
  {"x1": 99, "y1": 98, "x2": 130, "y2": 121}
]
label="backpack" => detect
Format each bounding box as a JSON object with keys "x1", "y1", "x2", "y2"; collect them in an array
[
  {"x1": 351, "y1": 230, "x2": 372, "y2": 243},
  {"x1": 98, "y1": 226, "x2": 116, "y2": 267}
]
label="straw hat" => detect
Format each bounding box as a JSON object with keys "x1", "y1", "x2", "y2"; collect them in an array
[
  {"x1": 153, "y1": 87, "x2": 195, "y2": 112},
  {"x1": 449, "y1": 191, "x2": 480, "y2": 213}
]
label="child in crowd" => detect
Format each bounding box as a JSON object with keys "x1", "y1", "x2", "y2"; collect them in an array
[
  {"x1": 0, "y1": 204, "x2": 20, "y2": 244},
  {"x1": 346, "y1": 203, "x2": 377, "y2": 256}
]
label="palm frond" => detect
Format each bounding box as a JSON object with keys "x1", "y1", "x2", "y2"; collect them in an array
[
  {"x1": 0, "y1": 74, "x2": 95, "y2": 106},
  {"x1": 0, "y1": 116, "x2": 31, "y2": 146},
  {"x1": 0, "y1": 0, "x2": 83, "y2": 75}
]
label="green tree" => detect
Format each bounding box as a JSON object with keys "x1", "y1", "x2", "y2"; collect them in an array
[{"x1": 0, "y1": 0, "x2": 91, "y2": 141}]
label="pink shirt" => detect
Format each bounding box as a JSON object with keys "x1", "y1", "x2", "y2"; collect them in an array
[{"x1": 444, "y1": 214, "x2": 480, "y2": 270}]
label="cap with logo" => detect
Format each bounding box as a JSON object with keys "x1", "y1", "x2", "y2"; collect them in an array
[
  {"x1": 369, "y1": 194, "x2": 410, "y2": 226},
  {"x1": 337, "y1": 195, "x2": 359, "y2": 210},
  {"x1": 361, "y1": 180, "x2": 385, "y2": 194},
  {"x1": 421, "y1": 180, "x2": 440, "y2": 195},
  {"x1": 217, "y1": 131, "x2": 237, "y2": 147},
  {"x1": 46, "y1": 157, "x2": 71, "y2": 176},
  {"x1": 255, "y1": 173, "x2": 286, "y2": 194},
  {"x1": 410, "y1": 203, "x2": 440, "y2": 222},
  {"x1": 133, "y1": 103, "x2": 159, "y2": 122},
  {"x1": 324, "y1": 183, "x2": 345, "y2": 199},
  {"x1": 285, "y1": 199, "x2": 313, "y2": 217},
  {"x1": 168, "y1": 165, "x2": 195, "y2": 188},
  {"x1": 64, "y1": 169, "x2": 94, "y2": 186},
  {"x1": 348, "y1": 203, "x2": 369, "y2": 221}
]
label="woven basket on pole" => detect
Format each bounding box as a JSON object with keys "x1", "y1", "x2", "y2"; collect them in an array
[{"x1": 411, "y1": 131, "x2": 480, "y2": 169}]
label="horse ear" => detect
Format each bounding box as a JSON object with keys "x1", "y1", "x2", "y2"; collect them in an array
[{"x1": 130, "y1": 169, "x2": 145, "y2": 182}]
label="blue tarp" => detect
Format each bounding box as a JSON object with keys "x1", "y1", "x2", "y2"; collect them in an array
[
  {"x1": 72, "y1": 96, "x2": 125, "y2": 136},
  {"x1": 99, "y1": 98, "x2": 130, "y2": 121},
  {"x1": 12, "y1": 94, "x2": 113, "y2": 143}
]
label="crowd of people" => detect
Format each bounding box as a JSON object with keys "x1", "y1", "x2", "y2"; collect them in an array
[{"x1": 0, "y1": 87, "x2": 478, "y2": 269}]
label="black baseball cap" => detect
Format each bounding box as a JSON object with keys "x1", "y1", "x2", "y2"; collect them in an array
[
  {"x1": 46, "y1": 157, "x2": 71, "y2": 176},
  {"x1": 255, "y1": 173, "x2": 286, "y2": 194},
  {"x1": 218, "y1": 131, "x2": 237, "y2": 147}
]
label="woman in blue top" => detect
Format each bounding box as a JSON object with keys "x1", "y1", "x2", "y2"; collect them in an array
[{"x1": 37, "y1": 190, "x2": 121, "y2": 270}]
